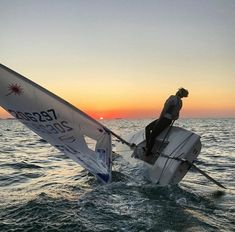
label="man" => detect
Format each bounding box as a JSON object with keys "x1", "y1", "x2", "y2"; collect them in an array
[{"x1": 145, "y1": 88, "x2": 189, "y2": 156}]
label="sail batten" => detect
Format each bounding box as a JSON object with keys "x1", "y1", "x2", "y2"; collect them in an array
[{"x1": 0, "y1": 63, "x2": 112, "y2": 183}]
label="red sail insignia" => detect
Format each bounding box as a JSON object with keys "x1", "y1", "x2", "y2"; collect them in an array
[{"x1": 6, "y1": 83, "x2": 24, "y2": 96}]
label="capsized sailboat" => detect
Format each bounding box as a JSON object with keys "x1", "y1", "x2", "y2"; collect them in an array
[
  {"x1": 0, "y1": 64, "x2": 225, "y2": 188},
  {"x1": 116, "y1": 126, "x2": 202, "y2": 185}
]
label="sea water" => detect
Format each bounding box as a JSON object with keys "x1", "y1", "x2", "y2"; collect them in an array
[{"x1": 0, "y1": 118, "x2": 234, "y2": 232}]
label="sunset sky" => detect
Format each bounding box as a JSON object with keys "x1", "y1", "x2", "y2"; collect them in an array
[{"x1": 1, "y1": 0, "x2": 235, "y2": 119}]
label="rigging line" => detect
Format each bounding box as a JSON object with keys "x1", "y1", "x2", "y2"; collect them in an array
[
  {"x1": 159, "y1": 154, "x2": 227, "y2": 189},
  {"x1": 106, "y1": 128, "x2": 134, "y2": 148},
  {"x1": 156, "y1": 134, "x2": 227, "y2": 190},
  {"x1": 156, "y1": 133, "x2": 194, "y2": 183},
  {"x1": 115, "y1": 149, "x2": 133, "y2": 153},
  {"x1": 162, "y1": 133, "x2": 194, "y2": 158},
  {"x1": 152, "y1": 121, "x2": 176, "y2": 162},
  {"x1": 170, "y1": 133, "x2": 194, "y2": 158},
  {"x1": 190, "y1": 162, "x2": 227, "y2": 189},
  {"x1": 157, "y1": 120, "x2": 175, "y2": 153},
  {"x1": 113, "y1": 121, "x2": 176, "y2": 157},
  {"x1": 114, "y1": 129, "x2": 194, "y2": 161}
]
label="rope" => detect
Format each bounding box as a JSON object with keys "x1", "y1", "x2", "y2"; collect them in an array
[
  {"x1": 159, "y1": 153, "x2": 227, "y2": 189},
  {"x1": 107, "y1": 129, "x2": 134, "y2": 148},
  {"x1": 154, "y1": 120, "x2": 175, "y2": 160},
  {"x1": 156, "y1": 133, "x2": 194, "y2": 183}
]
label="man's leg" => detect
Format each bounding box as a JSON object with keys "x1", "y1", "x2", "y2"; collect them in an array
[
  {"x1": 145, "y1": 118, "x2": 172, "y2": 156},
  {"x1": 145, "y1": 119, "x2": 158, "y2": 148}
]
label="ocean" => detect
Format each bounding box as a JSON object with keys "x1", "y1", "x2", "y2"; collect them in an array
[{"x1": 0, "y1": 118, "x2": 234, "y2": 232}]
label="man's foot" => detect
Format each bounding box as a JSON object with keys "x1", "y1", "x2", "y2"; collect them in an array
[
  {"x1": 145, "y1": 147, "x2": 153, "y2": 156},
  {"x1": 144, "y1": 151, "x2": 153, "y2": 157},
  {"x1": 130, "y1": 143, "x2": 136, "y2": 149},
  {"x1": 143, "y1": 153, "x2": 155, "y2": 164}
]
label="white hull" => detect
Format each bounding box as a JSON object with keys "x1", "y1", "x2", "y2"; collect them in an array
[{"x1": 116, "y1": 126, "x2": 201, "y2": 186}]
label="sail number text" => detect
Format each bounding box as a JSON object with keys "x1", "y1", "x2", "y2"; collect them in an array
[
  {"x1": 8, "y1": 109, "x2": 57, "y2": 122},
  {"x1": 8, "y1": 108, "x2": 74, "y2": 135}
]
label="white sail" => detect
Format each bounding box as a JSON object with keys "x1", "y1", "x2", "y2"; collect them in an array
[{"x1": 0, "y1": 64, "x2": 112, "y2": 183}]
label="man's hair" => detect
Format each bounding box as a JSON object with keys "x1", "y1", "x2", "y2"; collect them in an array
[{"x1": 177, "y1": 88, "x2": 189, "y2": 97}]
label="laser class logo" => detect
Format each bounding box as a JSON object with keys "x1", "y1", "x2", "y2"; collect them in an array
[{"x1": 6, "y1": 83, "x2": 24, "y2": 96}]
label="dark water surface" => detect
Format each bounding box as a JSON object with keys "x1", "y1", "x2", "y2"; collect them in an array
[{"x1": 0, "y1": 119, "x2": 234, "y2": 232}]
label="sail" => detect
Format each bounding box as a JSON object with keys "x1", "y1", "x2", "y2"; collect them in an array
[{"x1": 0, "y1": 64, "x2": 112, "y2": 183}]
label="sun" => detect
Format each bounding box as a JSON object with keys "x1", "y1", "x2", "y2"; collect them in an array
[{"x1": 99, "y1": 117, "x2": 104, "y2": 120}]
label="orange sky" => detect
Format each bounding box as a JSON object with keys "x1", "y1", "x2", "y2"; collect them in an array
[{"x1": 0, "y1": 1, "x2": 235, "y2": 119}]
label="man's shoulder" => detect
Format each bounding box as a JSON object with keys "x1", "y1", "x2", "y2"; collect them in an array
[
  {"x1": 167, "y1": 95, "x2": 177, "y2": 101},
  {"x1": 169, "y1": 95, "x2": 175, "y2": 99},
  {"x1": 167, "y1": 95, "x2": 181, "y2": 104}
]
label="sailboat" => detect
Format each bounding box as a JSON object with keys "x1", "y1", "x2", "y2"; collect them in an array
[
  {"x1": 0, "y1": 64, "x2": 225, "y2": 188},
  {"x1": 116, "y1": 126, "x2": 201, "y2": 185}
]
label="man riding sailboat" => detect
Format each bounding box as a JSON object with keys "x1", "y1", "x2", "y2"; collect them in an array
[
  {"x1": 0, "y1": 64, "x2": 226, "y2": 188},
  {"x1": 145, "y1": 88, "x2": 189, "y2": 157}
]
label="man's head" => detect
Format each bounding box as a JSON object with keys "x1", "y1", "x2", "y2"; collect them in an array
[{"x1": 176, "y1": 88, "x2": 189, "y2": 98}]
